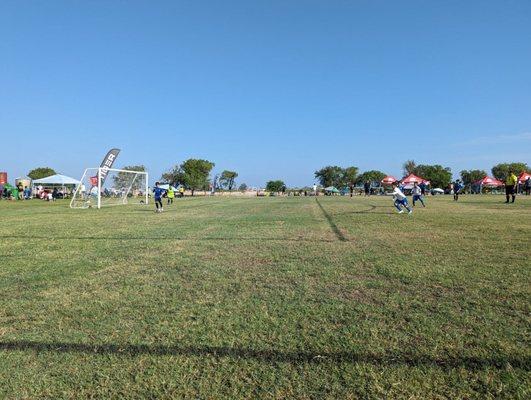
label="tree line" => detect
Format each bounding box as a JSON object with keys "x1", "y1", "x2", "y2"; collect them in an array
[
  {"x1": 24, "y1": 160, "x2": 529, "y2": 194},
  {"x1": 397, "y1": 160, "x2": 528, "y2": 188}
]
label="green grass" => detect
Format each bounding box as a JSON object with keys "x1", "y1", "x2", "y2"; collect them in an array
[{"x1": 0, "y1": 195, "x2": 529, "y2": 399}]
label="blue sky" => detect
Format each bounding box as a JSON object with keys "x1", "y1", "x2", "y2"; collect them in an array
[{"x1": 1, "y1": 0, "x2": 530, "y2": 187}]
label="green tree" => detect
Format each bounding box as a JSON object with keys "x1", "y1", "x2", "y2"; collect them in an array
[
  {"x1": 314, "y1": 166, "x2": 343, "y2": 187},
  {"x1": 219, "y1": 170, "x2": 238, "y2": 190},
  {"x1": 342, "y1": 166, "x2": 359, "y2": 188},
  {"x1": 402, "y1": 160, "x2": 416, "y2": 176},
  {"x1": 28, "y1": 167, "x2": 56, "y2": 180},
  {"x1": 356, "y1": 170, "x2": 386, "y2": 185},
  {"x1": 162, "y1": 159, "x2": 215, "y2": 196},
  {"x1": 413, "y1": 164, "x2": 452, "y2": 188},
  {"x1": 113, "y1": 165, "x2": 146, "y2": 190},
  {"x1": 161, "y1": 165, "x2": 185, "y2": 185},
  {"x1": 266, "y1": 180, "x2": 285, "y2": 192},
  {"x1": 491, "y1": 162, "x2": 528, "y2": 182},
  {"x1": 460, "y1": 169, "x2": 487, "y2": 186},
  {"x1": 238, "y1": 183, "x2": 248, "y2": 192},
  {"x1": 182, "y1": 159, "x2": 215, "y2": 195}
]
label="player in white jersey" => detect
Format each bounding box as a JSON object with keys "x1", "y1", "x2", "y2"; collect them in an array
[{"x1": 390, "y1": 182, "x2": 412, "y2": 214}]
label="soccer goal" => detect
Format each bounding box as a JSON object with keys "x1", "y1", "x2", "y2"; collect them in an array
[{"x1": 70, "y1": 168, "x2": 149, "y2": 209}]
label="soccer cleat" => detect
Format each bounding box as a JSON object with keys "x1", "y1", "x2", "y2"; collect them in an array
[
  {"x1": 398, "y1": 210, "x2": 404, "y2": 214},
  {"x1": 408, "y1": 210, "x2": 413, "y2": 214}
]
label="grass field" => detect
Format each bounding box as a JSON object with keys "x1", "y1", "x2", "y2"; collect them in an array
[{"x1": 0, "y1": 195, "x2": 529, "y2": 399}]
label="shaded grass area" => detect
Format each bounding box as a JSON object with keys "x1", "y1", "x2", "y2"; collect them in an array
[{"x1": 0, "y1": 196, "x2": 530, "y2": 399}]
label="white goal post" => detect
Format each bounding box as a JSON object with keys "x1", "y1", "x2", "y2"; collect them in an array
[{"x1": 70, "y1": 167, "x2": 149, "y2": 209}]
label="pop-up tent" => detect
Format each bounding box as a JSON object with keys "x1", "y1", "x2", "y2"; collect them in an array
[
  {"x1": 518, "y1": 171, "x2": 531, "y2": 183},
  {"x1": 381, "y1": 176, "x2": 397, "y2": 185},
  {"x1": 32, "y1": 174, "x2": 81, "y2": 198},
  {"x1": 475, "y1": 176, "x2": 503, "y2": 187},
  {"x1": 401, "y1": 173, "x2": 430, "y2": 185},
  {"x1": 159, "y1": 184, "x2": 178, "y2": 191},
  {"x1": 324, "y1": 186, "x2": 340, "y2": 194},
  {"x1": 32, "y1": 174, "x2": 80, "y2": 186}
]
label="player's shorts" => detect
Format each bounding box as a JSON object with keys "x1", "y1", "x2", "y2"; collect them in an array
[
  {"x1": 505, "y1": 185, "x2": 515, "y2": 195},
  {"x1": 412, "y1": 194, "x2": 422, "y2": 201},
  {"x1": 395, "y1": 198, "x2": 409, "y2": 206}
]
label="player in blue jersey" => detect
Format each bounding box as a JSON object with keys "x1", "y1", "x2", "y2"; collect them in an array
[{"x1": 153, "y1": 182, "x2": 167, "y2": 213}]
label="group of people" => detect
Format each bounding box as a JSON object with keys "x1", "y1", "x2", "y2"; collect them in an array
[
  {"x1": 453, "y1": 172, "x2": 530, "y2": 202},
  {"x1": 152, "y1": 183, "x2": 185, "y2": 212},
  {"x1": 389, "y1": 181, "x2": 426, "y2": 214},
  {"x1": 389, "y1": 170, "x2": 528, "y2": 214},
  {"x1": 1, "y1": 185, "x2": 31, "y2": 200}
]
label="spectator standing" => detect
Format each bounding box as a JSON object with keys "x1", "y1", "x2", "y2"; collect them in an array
[
  {"x1": 525, "y1": 177, "x2": 531, "y2": 196},
  {"x1": 364, "y1": 181, "x2": 371, "y2": 196},
  {"x1": 453, "y1": 180, "x2": 463, "y2": 201},
  {"x1": 419, "y1": 181, "x2": 427, "y2": 196}
]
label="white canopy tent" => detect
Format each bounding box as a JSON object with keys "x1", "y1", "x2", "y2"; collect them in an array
[
  {"x1": 32, "y1": 174, "x2": 80, "y2": 186},
  {"x1": 159, "y1": 184, "x2": 178, "y2": 190},
  {"x1": 32, "y1": 174, "x2": 81, "y2": 199}
]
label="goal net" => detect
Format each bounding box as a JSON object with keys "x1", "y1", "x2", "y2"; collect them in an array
[{"x1": 70, "y1": 168, "x2": 148, "y2": 209}]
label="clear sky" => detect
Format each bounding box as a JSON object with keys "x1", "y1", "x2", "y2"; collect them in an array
[{"x1": 1, "y1": 0, "x2": 530, "y2": 187}]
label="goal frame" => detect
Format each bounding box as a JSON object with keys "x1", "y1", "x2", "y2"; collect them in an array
[{"x1": 70, "y1": 167, "x2": 149, "y2": 209}]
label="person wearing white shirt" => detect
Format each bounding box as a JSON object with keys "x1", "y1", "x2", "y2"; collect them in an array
[
  {"x1": 411, "y1": 182, "x2": 426, "y2": 207},
  {"x1": 391, "y1": 182, "x2": 412, "y2": 214}
]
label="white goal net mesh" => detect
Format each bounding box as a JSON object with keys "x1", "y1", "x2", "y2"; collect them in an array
[{"x1": 70, "y1": 168, "x2": 148, "y2": 209}]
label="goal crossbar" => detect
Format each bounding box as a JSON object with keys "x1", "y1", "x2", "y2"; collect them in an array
[{"x1": 70, "y1": 167, "x2": 149, "y2": 209}]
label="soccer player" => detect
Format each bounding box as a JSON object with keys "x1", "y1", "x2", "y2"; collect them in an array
[
  {"x1": 411, "y1": 182, "x2": 425, "y2": 207},
  {"x1": 505, "y1": 170, "x2": 518, "y2": 203},
  {"x1": 391, "y1": 182, "x2": 412, "y2": 214},
  {"x1": 153, "y1": 182, "x2": 166, "y2": 212},
  {"x1": 167, "y1": 185, "x2": 175, "y2": 205}
]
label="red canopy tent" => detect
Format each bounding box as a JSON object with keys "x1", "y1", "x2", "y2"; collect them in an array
[
  {"x1": 401, "y1": 173, "x2": 430, "y2": 185},
  {"x1": 518, "y1": 171, "x2": 531, "y2": 183},
  {"x1": 381, "y1": 175, "x2": 397, "y2": 185},
  {"x1": 475, "y1": 176, "x2": 503, "y2": 187}
]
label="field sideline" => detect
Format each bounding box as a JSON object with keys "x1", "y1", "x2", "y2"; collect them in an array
[{"x1": 0, "y1": 195, "x2": 529, "y2": 398}]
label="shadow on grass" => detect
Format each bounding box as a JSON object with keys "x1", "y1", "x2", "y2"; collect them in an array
[
  {"x1": 135, "y1": 200, "x2": 226, "y2": 212},
  {"x1": 331, "y1": 205, "x2": 396, "y2": 215},
  {"x1": 0, "y1": 340, "x2": 527, "y2": 370},
  {"x1": 0, "y1": 235, "x2": 336, "y2": 243},
  {"x1": 315, "y1": 198, "x2": 348, "y2": 242}
]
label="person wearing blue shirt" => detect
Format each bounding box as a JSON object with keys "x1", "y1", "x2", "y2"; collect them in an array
[
  {"x1": 419, "y1": 181, "x2": 427, "y2": 196},
  {"x1": 453, "y1": 180, "x2": 463, "y2": 201},
  {"x1": 153, "y1": 182, "x2": 167, "y2": 213}
]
